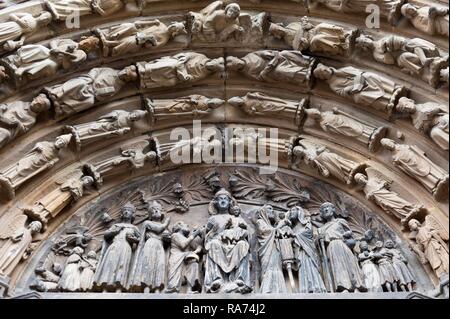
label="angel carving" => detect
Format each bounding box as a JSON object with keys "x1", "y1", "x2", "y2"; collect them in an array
[
  {"x1": 408, "y1": 216, "x2": 449, "y2": 279},
  {"x1": 52, "y1": 226, "x2": 93, "y2": 256},
  {"x1": 0, "y1": 214, "x2": 42, "y2": 276},
  {"x1": 354, "y1": 168, "x2": 427, "y2": 225}
]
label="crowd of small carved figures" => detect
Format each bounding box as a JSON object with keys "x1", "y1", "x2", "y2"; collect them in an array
[{"x1": 0, "y1": 0, "x2": 448, "y2": 296}]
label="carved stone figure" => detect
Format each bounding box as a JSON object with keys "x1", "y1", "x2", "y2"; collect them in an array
[
  {"x1": 128, "y1": 201, "x2": 170, "y2": 293},
  {"x1": 269, "y1": 17, "x2": 356, "y2": 56},
  {"x1": 373, "y1": 241, "x2": 398, "y2": 292},
  {"x1": 3, "y1": 37, "x2": 99, "y2": 85},
  {"x1": 396, "y1": 97, "x2": 449, "y2": 151},
  {"x1": 137, "y1": 52, "x2": 224, "y2": 89},
  {"x1": 255, "y1": 205, "x2": 288, "y2": 293},
  {"x1": 58, "y1": 246, "x2": 84, "y2": 292},
  {"x1": 408, "y1": 216, "x2": 449, "y2": 280},
  {"x1": 356, "y1": 34, "x2": 449, "y2": 87},
  {"x1": 166, "y1": 221, "x2": 202, "y2": 293},
  {"x1": 310, "y1": 0, "x2": 403, "y2": 24},
  {"x1": 288, "y1": 206, "x2": 326, "y2": 293},
  {"x1": 32, "y1": 263, "x2": 62, "y2": 292},
  {"x1": 189, "y1": 1, "x2": 266, "y2": 44},
  {"x1": 0, "y1": 217, "x2": 42, "y2": 276},
  {"x1": 93, "y1": 203, "x2": 141, "y2": 292},
  {"x1": 313, "y1": 63, "x2": 405, "y2": 113},
  {"x1": 0, "y1": 95, "x2": 51, "y2": 150},
  {"x1": 84, "y1": 139, "x2": 158, "y2": 186},
  {"x1": 306, "y1": 108, "x2": 387, "y2": 151},
  {"x1": 228, "y1": 92, "x2": 306, "y2": 126},
  {"x1": 0, "y1": 134, "x2": 72, "y2": 199},
  {"x1": 66, "y1": 109, "x2": 148, "y2": 151},
  {"x1": 23, "y1": 170, "x2": 94, "y2": 225},
  {"x1": 354, "y1": 169, "x2": 426, "y2": 224},
  {"x1": 358, "y1": 241, "x2": 382, "y2": 292},
  {"x1": 0, "y1": 12, "x2": 52, "y2": 51},
  {"x1": 204, "y1": 189, "x2": 252, "y2": 293},
  {"x1": 291, "y1": 139, "x2": 365, "y2": 185},
  {"x1": 44, "y1": 66, "x2": 138, "y2": 118},
  {"x1": 52, "y1": 226, "x2": 93, "y2": 256},
  {"x1": 380, "y1": 138, "x2": 449, "y2": 200},
  {"x1": 97, "y1": 20, "x2": 186, "y2": 57},
  {"x1": 45, "y1": 0, "x2": 126, "y2": 20},
  {"x1": 147, "y1": 95, "x2": 224, "y2": 122},
  {"x1": 401, "y1": 3, "x2": 449, "y2": 37},
  {"x1": 227, "y1": 50, "x2": 315, "y2": 89},
  {"x1": 317, "y1": 202, "x2": 365, "y2": 292},
  {"x1": 385, "y1": 241, "x2": 415, "y2": 291},
  {"x1": 80, "y1": 251, "x2": 97, "y2": 291}
]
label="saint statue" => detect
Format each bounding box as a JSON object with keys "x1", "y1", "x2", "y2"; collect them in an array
[
  {"x1": 93, "y1": 203, "x2": 141, "y2": 292},
  {"x1": 401, "y1": 3, "x2": 449, "y2": 37},
  {"x1": 358, "y1": 241, "x2": 382, "y2": 292},
  {"x1": 385, "y1": 241, "x2": 415, "y2": 292},
  {"x1": 373, "y1": 241, "x2": 398, "y2": 292},
  {"x1": 58, "y1": 246, "x2": 84, "y2": 292},
  {"x1": 79, "y1": 251, "x2": 98, "y2": 291}
]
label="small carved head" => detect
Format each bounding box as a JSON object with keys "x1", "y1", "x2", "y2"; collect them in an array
[
  {"x1": 86, "y1": 251, "x2": 97, "y2": 259},
  {"x1": 408, "y1": 219, "x2": 421, "y2": 231},
  {"x1": 172, "y1": 221, "x2": 190, "y2": 236},
  {"x1": 148, "y1": 201, "x2": 163, "y2": 221},
  {"x1": 306, "y1": 108, "x2": 322, "y2": 120},
  {"x1": 54, "y1": 134, "x2": 72, "y2": 149},
  {"x1": 29, "y1": 221, "x2": 42, "y2": 234},
  {"x1": 375, "y1": 240, "x2": 384, "y2": 249},
  {"x1": 168, "y1": 22, "x2": 187, "y2": 37},
  {"x1": 359, "y1": 240, "x2": 369, "y2": 251},
  {"x1": 401, "y1": 4, "x2": 418, "y2": 18},
  {"x1": 268, "y1": 23, "x2": 286, "y2": 39},
  {"x1": 81, "y1": 175, "x2": 94, "y2": 187},
  {"x1": 172, "y1": 183, "x2": 184, "y2": 195},
  {"x1": 227, "y1": 96, "x2": 245, "y2": 107},
  {"x1": 319, "y1": 202, "x2": 336, "y2": 221},
  {"x1": 261, "y1": 204, "x2": 275, "y2": 222},
  {"x1": 292, "y1": 145, "x2": 306, "y2": 158},
  {"x1": 72, "y1": 246, "x2": 84, "y2": 255},
  {"x1": 78, "y1": 36, "x2": 100, "y2": 53},
  {"x1": 313, "y1": 63, "x2": 333, "y2": 80},
  {"x1": 364, "y1": 229, "x2": 375, "y2": 242},
  {"x1": 121, "y1": 202, "x2": 136, "y2": 222},
  {"x1": 396, "y1": 97, "x2": 416, "y2": 114},
  {"x1": 384, "y1": 240, "x2": 395, "y2": 249},
  {"x1": 231, "y1": 205, "x2": 241, "y2": 217},
  {"x1": 119, "y1": 65, "x2": 138, "y2": 82},
  {"x1": 37, "y1": 11, "x2": 53, "y2": 26},
  {"x1": 128, "y1": 110, "x2": 147, "y2": 122},
  {"x1": 225, "y1": 3, "x2": 241, "y2": 19},
  {"x1": 31, "y1": 94, "x2": 51, "y2": 113},
  {"x1": 215, "y1": 190, "x2": 232, "y2": 212},
  {"x1": 355, "y1": 34, "x2": 374, "y2": 51},
  {"x1": 354, "y1": 173, "x2": 368, "y2": 186},
  {"x1": 52, "y1": 263, "x2": 62, "y2": 275},
  {"x1": 380, "y1": 138, "x2": 396, "y2": 151},
  {"x1": 207, "y1": 98, "x2": 225, "y2": 109}
]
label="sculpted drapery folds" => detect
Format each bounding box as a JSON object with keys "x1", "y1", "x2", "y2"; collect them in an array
[
  {"x1": 66, "y1": 109, "x2": 148, "y2": 151},
  {"x1": 380, "y1": 138, "x2": 449, "y2": 201},
  {"x1": 305, "y1": 108, "x2": 387, "y2": 152},
  {"x1": 97, "y1": 20, "x2": 187, "y2": 57},
  {"x1": 0, "y1": 216, "x2": 42, "y2": 277},
  {"x1": 44, "y1": 66, "x2": 138, "y2": 118},
  {"x1": 0, "y1": 12, "x2": 52, "y2": 51},
  {"x1": 128, "y1": 201, "x2": 170, "y2": 293},
  {"x1": 372, "y1": 240, "x2": 399, "y2": 292},
  {"x1": 408, "y1": 216, "x2": 449, "y2": 280},
  {"x1": 317, "y1": 202, "x2": 365, "y2": 292},
  {"x1": 386, "y1": 241, "x2": 416, "y2": 292},
  {"x1": 44, "y1": 0, "x2": 126, "y2": 21},
  {"x1": 356, "y1": 34, "x2": 449, "y2": 88},
  {"x1": 0, "y1": 94, "x2": 51, "y2": 150},
  {"x1": 136, "y1": 52, "x2": 225, "y2": 89},
  {"x1": 288, "y1": 207, "x2": 326, "y2": 293},
  {"x1": 22, "y1": 170, "x2": 94, "y2": 226},
  {"x1": 3, "y1": 37, "x2": 99, "y2": 85},
  {"x1": 313, "y1": 63, "x2": 406, "y2": 113},
  {"x1": 0, "y1": 134, "x2": 72, "y2": 200},
  {"x1": 93, "y1": 203, "x2": 140, "y2": 292},
  {"x1": 291, "y1": 138, "x2": 365, "y2": 185},
  {"x1": 269, "y1": 17, "x2": 356, "y2": 57},
  {"x1": 358, "y1": 241, "x2": 382, "y2": 292},
  {"x1": 401, "y1": 3, "x2": 449, "y2": 37},
  {"x1": 226, "y1": 50, "x2": 316, "y2": 89},
  {"x1": 354, "y1": 168, "x2": 426, "y2": 225},
  {"x1": 204, "y1": 189, "x2": 252, "y2": 293},
  {"x1": 396, "y1": 97, "x2": 449, "y2": 151}
]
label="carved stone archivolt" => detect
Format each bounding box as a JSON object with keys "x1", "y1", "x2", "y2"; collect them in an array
[{"x1": 0, "y1": 0, "x2": 448, "y2": 300}]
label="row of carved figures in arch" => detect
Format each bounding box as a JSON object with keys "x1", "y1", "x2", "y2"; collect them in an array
[
  {"x1": 0, "y1": 140, "x2": 447, "y2": 288},
  {"x1": 0, "y1": 0, "x2": 448, "y2": 40},
  {"x1": 0, "y1": 1, "x2": 448, "y2": 89},
  {"x1": 24, "y1": 195, "x2": 446, "y2": 295}
]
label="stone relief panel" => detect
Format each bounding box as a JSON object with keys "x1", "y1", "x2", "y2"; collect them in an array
[{"x1": 12, "y1": 166, "x2": 438, "y2": 295}]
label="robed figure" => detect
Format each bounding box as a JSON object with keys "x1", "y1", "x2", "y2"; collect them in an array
[
  {"x1": 93, "y1": 203, "x2": 140, "y2": 292},
  {"x1": 204, "y1": 189, "x2": 252, "y2": 293}
]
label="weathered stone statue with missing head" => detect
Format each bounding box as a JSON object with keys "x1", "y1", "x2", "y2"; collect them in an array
[
  {"x1": 0, "y1": 95, "x2": 51, "y2": 150},
  {"x1": 396, "y1": 97, "x2": 449, "y2": 151},
  {"x1": 380, "y1": 138, "x2": 449, "y2": 201},
  {"x1": 0, "y1": 135, "x2": 72, "y2": 199}
]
